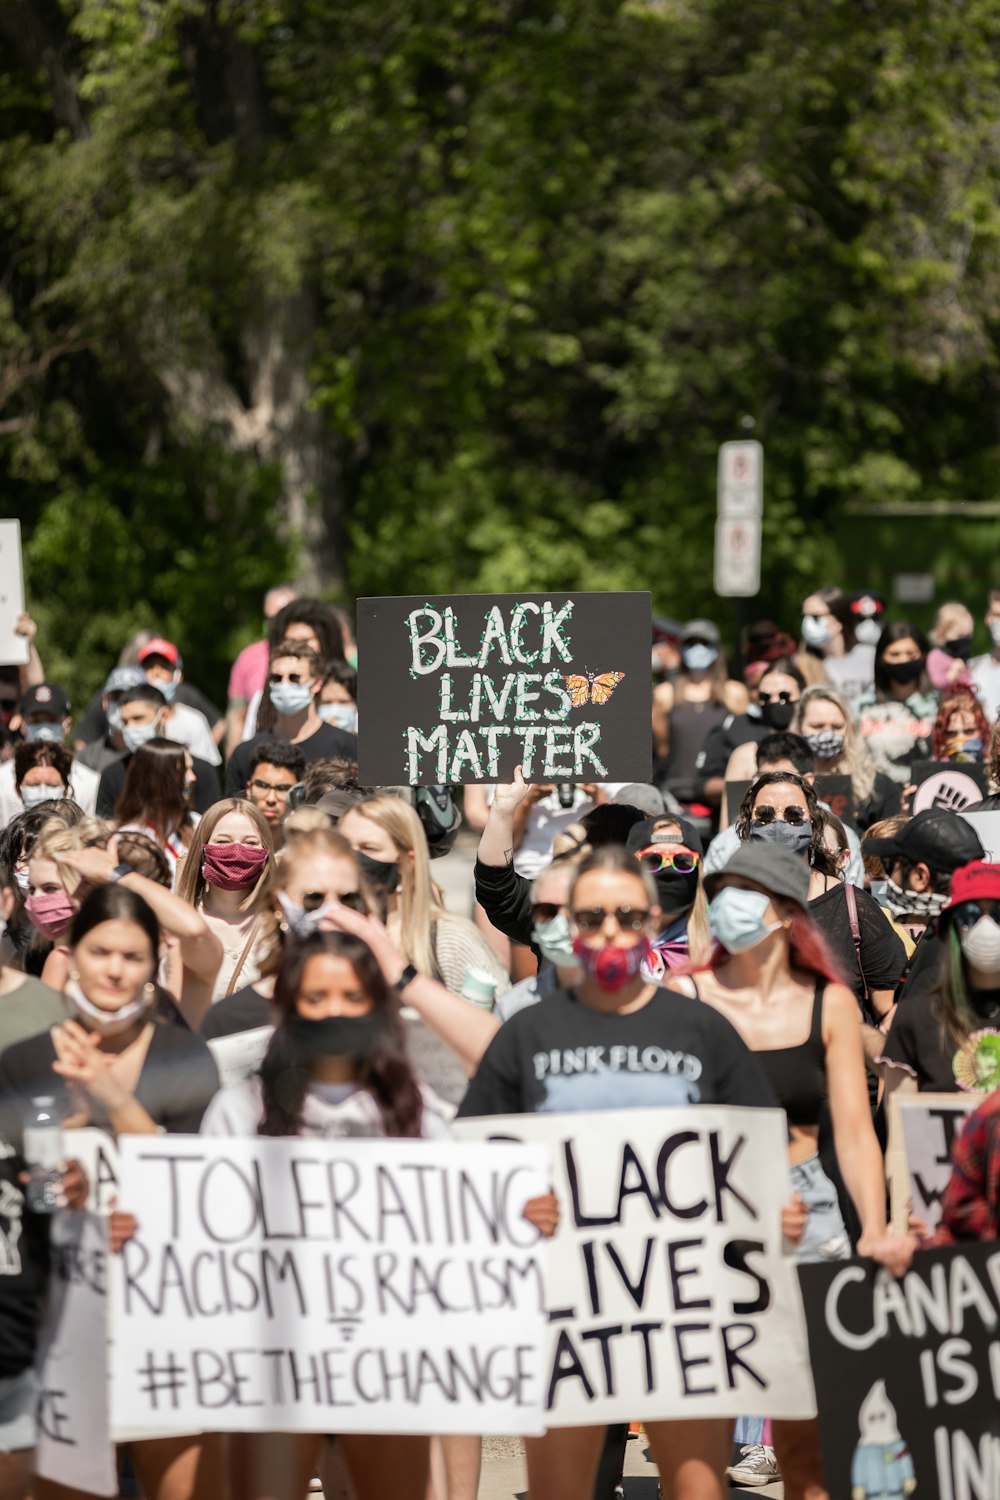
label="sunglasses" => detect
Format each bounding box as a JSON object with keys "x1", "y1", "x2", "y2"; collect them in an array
[
  {"x1": 573, "y1": 906, "x2": 650, "y2": 933},
  {"x1": 247, "y1": 778, "x2": 295, "y2": 797},
  {"x1": 758, "y1": 690, "x2": 796, "y2": 706},
  {"x1": 753, "y1": 805, "x2": 811, "y2": 826},
  {"x1": 301, "y1": 890, "x2": 366, "y2": 913},
  {"x1": 531, "y1": 902, "x2": 564, "y2": 924},
  {"x1": 269, "y1": 672, "x2": 311, "y2": 685},
  {"x1": 951, "y1": 899, "x2": 1000, "y2": 930},
  {"x1": 637, "y1": 846, "x2": 699, "y2": 874}
]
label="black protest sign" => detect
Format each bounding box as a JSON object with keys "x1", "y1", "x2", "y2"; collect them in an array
[
  {"x1": 911, "y1": 761, "x2": 987, "y2": 816},
  {"x1": 356, "y1": 592, "x2": 651, "y2": 785},
  {"x1": 799, "y1": 1244, "x2": 1000, "y2": 1500},
  {"x1": 813, "y1": 774, "x2": 856, "y2": 829}
]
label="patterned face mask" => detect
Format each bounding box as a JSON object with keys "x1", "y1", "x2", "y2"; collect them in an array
[{"x1": 884, "y1": 876, "x2": 949, "y2": 920}]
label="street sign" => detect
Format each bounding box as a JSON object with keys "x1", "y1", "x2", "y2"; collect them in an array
[
  {"x1": 714, "y1": 516, "x2": 761, "y2": 597},
  {"x1": 717, "y1": 440, "x2": 763, "y2": 518}
]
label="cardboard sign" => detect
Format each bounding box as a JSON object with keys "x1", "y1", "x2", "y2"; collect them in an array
[
  {"x1": 911, "y1": 760, "x2": 987, "y2": 816},
  {"x1": 0, "y1": 520, "x2": 28, "y2": 666},
  {"x1": 800, "y1": 1244, "x2": 1000, "y2": 1500},
  {"x1": 356, "y1": 592, "x2": 652, "y2": 785},
  {"x1": 34, "y1": 1130, "x2": 120, "y2": 1497},
  {"x1": 961, "y1": 811, "x2": 1000, "y2": 864},
  {"x1": 111, "y1": 1135, "x2": 550, "y2": 1435},
  {"x1": 813, "y1": 774, "x2": 856, "y2": 829},
  {"x1": 207, "y1": 1026, "x2": 273, "y2": 1090},
  {"x1": 455, "y1": 1107, "x2": 814, "y2": 1426},
  {"x1": 897, "y1": 1093, "x2": 976, "y2": 1234}
]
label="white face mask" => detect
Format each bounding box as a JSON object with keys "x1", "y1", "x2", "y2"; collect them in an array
[
  {"x1": 277, "y1": 891, "x2": 335, "y2": 938},
  {"x1": 801, "y1": 614, "x2": 831, "y2": 650},
  {"x1": 318, "y1": 702, "x2": 359, "y2": 733},
  {"x1": 960, "y1": 915, "x2": 1000, "y2": 977},
  {"x1": 65, "y1": 977, "x2": 155, "y2": 1036},
  {"x1": 20, "y1": 784, "x2": 66, "y2": 808}
]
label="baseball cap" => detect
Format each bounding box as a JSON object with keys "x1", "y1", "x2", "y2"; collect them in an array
[
  {"x1": 652, "y1": 616, "x2": 683, "y2": 643},
  {"x1": 138, "y1": 637, "x2": 180, "y2": 667},
  {"x1": 704, "y1": 844, "x2": 810, "y2": 908},
  {"x1": 104, "y1": 666, "x2": 147, "y2": 696},
  {"x1": 19, "y1": 683, "x2": 70, "y2": 720},
  {"x1": 627, "y1": 815, "x2": 704, "y2": 859},
  {"x1": 941, "y1": 860, "x2": 1000, "y2": 921},
  {"x1": 681, "y1": 618, "x2": 721, "y2": 646},
  {"x1": 315, "y1": 788, "x2": 364, "y2": 821},
  {"x1": 862, "y1": 809, "x2": 984, "y2": 874},
  {"x1": 612, "y1": 784, "x2": 666, "y2": 818}
]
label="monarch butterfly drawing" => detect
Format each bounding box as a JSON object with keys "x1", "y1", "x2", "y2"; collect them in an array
[{"x1": 562, "y1": 670, "x2": 626, "y2": 707}]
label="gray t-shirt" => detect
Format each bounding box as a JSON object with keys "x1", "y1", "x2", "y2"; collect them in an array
[{"x1": 0, "y1": 975, "x2": 70, "y2": 1053}]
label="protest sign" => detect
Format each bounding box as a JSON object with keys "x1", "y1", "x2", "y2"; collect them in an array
[
  {"x1": 207, "y1": 1026, "x2": 273, "y2": 1090},
  {"x1": 813, "y1": 773, "x2": 856, "y2": 829},
  {"x1": 897, "y1": 1093, "x2": 976, "y2": 1234},
  {"x1": 356, "y1": 592, "x2": 651, "y2": 785},
  {"x1": 0, "y1": 521, "x2": 28, "y2": 667},
  {"x1": 35, "y1": 1130, "x2": 119, "y2": 1497},
  {"x1": 455, "y1": 1107, "x2": 814, "y2": 1426},
  {"x1": 962, "y1": 811, "x2": 1000, "y2": 864},
  {"x1": 912, "y1": 760, "x2": 986, "y2": 816},
  {"x1": 111, "y1": 1135, "x2": 550, "y2": 1435},
  {"x1": 800, "y1": 1243, "x2": 1000, "y2": 1500}
]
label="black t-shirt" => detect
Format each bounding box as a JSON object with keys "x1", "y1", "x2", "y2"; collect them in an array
[
  {"x1": 199, "y1": 984, "x2": 272, "y2": 1040},
  {"x1": 693, "y1": 714, "x2": 769, "y2": 802},
  {"x1": 856, "y1": 772, "x2": 903, "y2": 832},
  {"x1": 96, "y1": 751, "x2": 221, "y2": 819},
  {"x1": 880, "y1": 983, "x2": 957, "y2": 1092},
  {"x1": 0, "y1": 1144, "x2": 49, "y2": 1378},
  {"x1": 225, "y1": 724, "x2": 359, "y2": 796},
  {"x1": 456, "y1": 984, "x2": 777, "y2": 1117},
  {"x1": 0, "y1": 1023, "x2": 220, "y2": 1147},
  {"x1": 808, "y1": 882, "x2": 905, "y2": 1017}
]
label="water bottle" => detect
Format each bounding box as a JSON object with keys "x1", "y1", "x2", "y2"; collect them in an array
[
  {"x1": 460, "y1": 966, "x2": 498, "y2": 1012},
  {"x1": 24, "y1": 1096, "x2": 63, "y2": 1214}
]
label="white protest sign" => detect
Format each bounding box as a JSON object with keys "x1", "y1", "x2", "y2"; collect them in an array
[
  {"x1": 0, "y1": 521, "x2": 28, "y2": 666},
  {"x1": 35, "y1": 1130, "x2": 119, "y2": 1497},
  {"x1": 898, "y1": 1093, "x2": 976, "y2": 1234},
  {"x1": 207, "y1": 1026, "x2": 273, "y2": 1090},
  {"x1": 455, "y1": 1106, "x2": 814, "y2": 1426},
  {"x1": 961, "y1": 811, "x2": 1000, "y2": 864},
  {"x1": 111, "y1": 1135, "x2": 550, "y2": 1436}
]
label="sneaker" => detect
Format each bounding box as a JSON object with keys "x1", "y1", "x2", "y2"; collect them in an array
[
  {"x1": 725, "y1": 1445, "x2": 780, "y2": 1487},
  {"x1": 308, "y1": 1478, "x2": 323, "y2": 1494}
]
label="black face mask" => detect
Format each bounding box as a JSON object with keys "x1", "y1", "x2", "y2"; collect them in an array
[
  {"x1": 759, "y1": 701, "x2": 796, "y2": 730},
  {"x1": 883, "y1": 658, "x2": 923, "y2": 686},
  {"x1": 356, "y1": 852, "x2": 399, "y2": 892},
  {"x1": 287, "y1": 1012, "x2": 384, "y2": 1061},
  {"x1": 943, "y1": 636, "x2": 972, "y2": 661},
  {"x1": 654, "y1": 870, "x2": 699, "y2": 921}
]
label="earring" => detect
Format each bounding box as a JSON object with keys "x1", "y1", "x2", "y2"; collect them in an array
[{"x1": 143, "y1": 981, "x2": 156, "y2": 1002}]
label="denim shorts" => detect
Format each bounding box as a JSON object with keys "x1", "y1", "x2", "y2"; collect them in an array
[
  {"x1": 0, "y1": 1367, "x2": 38, "y2": 1453},
  {"x1": 789, "y1": 1154, "x2": 851, "y2": 1265}
]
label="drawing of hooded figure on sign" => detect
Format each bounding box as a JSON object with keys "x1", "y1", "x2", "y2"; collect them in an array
[{"x1": 850, "y1": 1381, "x2": 917, "y2": 1500}]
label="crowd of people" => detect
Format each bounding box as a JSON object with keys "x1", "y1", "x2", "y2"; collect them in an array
[{"x1": 0, "y1": 582, "x2": 999, "y2": 1500}]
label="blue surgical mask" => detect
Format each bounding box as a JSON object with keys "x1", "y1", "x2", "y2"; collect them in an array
[
  {"x1": 531, "y1": 912, "x2": 577, "y2": 967},
  {"x1": 270, "y1": 681, "x2": 314, "y2": 717},
  {"x1": 122, "y1": 719, "x2": 160, "y2": 754},
  {"x1": 156, "y1": 676, "x2": 178, "y2": 703},
  {"x1": 24, "y1": 722, "x2": 62, "y2": 743},
  {"x1": 318, "y1": 702, "x2": 358, "y2": 733},
  {"x1": 709, "y1": 887, "x2": 781, "y2": 954},
  {"x1": 682, "y1": 643, "x2": 718, "y2": 672}
]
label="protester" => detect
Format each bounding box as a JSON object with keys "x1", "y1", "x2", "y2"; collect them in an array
[
  {"x1": 74, "y1": 665, "x2": 147, "y2": 773},
  {"x1": 930, "y1": 686, "x2": 990, "y2": 764},
  {"x1": 95, "y1": 685, "x2": 222, "y2": 818},
  {"x1": 317, "y1": 659, "x2": 359, "y2": 732},
  {"x1": 240, "y1": 598, "x2": 348, "y2": 742},
  {"x1": 174, "y1": 800, "x2": 276, "y2": 1003},
  {"x1": 932, "y1": 1085, "x2": 1000, "y2": 1243},
  {"x1": 792, "y1": 684, "x2": 901, "y2": 828},
  {"x1": 705, "y1": 659, "x2": 806, "y2": 815},
  {"x1": 625, "y1": 815, "x2": 711, "y2": 976},
  {"x1": 854, "y1": 623, "x2": 937, "y2": 784},
  {"x1": 25, "y1": 817, "x2": 112, "y2": 989},
  {"x1": 137, "y1": 637, "x2": 223, "y2": 762},
  {"x1": 226, "y1": 641, "x2": 358, "y2": 796},
  {"x1": 968, "y1": 587, "x2": 1000, "y2": 721},
  {"x1": 242, "y1": 739, "x2": 305, "y2": 842},
  {"x1": 799, "y1": 587, "x2": 876, "y2": 702},
  {"x1": 0, "y1": 686, "x2": 99, "y2": 825},
  {"x1": 12, "y1": 742, "x2": 73, "y2": 811},
  {"x1": 0, "y1": 859, "x2": 69, "y2": 1047},
  {"x1": 226, "y1": 583, "x2": 299, "y2": 755},
  {"x1": 651, "y1": 618, "x2": 747, "y2": 823},
  {"x1": 0, "y1": 804, "x2": 84, "y2": 971},
  {"x1": 965, "y1": 713, "x2": 1000, "y2": 811},
  {"x1": 926, "y1": 601, "x2": 976, "y2": 693},
  {"x1": 113, "y1": 738, "x2": 199, "y2": 872}
]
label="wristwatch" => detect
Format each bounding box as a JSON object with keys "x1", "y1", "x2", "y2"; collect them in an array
[
  {"x1": 394, "y1": 963, "x2": 418, "y2": 995},
  {"x1": 110, "y1": 862, "x2": 133, "y2": 884}
]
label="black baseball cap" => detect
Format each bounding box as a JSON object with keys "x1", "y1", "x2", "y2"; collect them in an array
[
  {"x1": 627, "y1": 815, "x2": 704, "y2": 859},
  {"x1": 19, "y1": 683, "x2": 71, "y2": 720},
  {"x1": 862, "y1": 809, "x2": 984, "y2": 874}
]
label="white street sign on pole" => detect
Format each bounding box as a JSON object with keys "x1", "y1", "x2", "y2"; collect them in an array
[
  {"x1": 715, "y1": 440, "x2": 762, "y2": 597},
  {"x1": 714, "y1": 517, "x2": 761, "y2": 597}
]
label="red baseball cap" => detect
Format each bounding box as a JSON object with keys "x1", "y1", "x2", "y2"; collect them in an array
[
  {"x1": 138, "y1": 637, "x2": 180, "y2": 667},
  {"x1": 943, "y1": 860, "x2": 1000, "y2": 918}
]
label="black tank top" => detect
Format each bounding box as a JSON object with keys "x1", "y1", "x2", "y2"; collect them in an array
[
  {"x1": 664, "y1": 698, "x2": 727, "y2": 802},
  {"x1": 753, "y1": 982, "x2": 828, "y2": 1126}
]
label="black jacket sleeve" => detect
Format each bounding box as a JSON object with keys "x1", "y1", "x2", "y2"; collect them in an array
[
  {"x1": 692, "y1": 719, "x2": 731, "y2": 804},
  {"x1": 191, "y1": 755, "x2": 222, "y2": 812},
  {"x1": 473, "y1": 858, "x2": 535, "y2": 948}
]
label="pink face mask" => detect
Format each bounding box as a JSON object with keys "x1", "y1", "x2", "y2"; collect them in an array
[
  {"x1": 24, "y1": 890, "x2": 77, "y2": 940},
  {"x1": 201, "y1": 842, "x2": 269, "y2": 891}
]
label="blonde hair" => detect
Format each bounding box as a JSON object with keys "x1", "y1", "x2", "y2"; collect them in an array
[
  {"x1": 174, "y1": 798, "x2": 277, "y2": 914},
  {"x1": 282, "y1": 807, "x2": 334, "y2": 841},
  {"x1": 346, "y1": 795, "x2": 445, "y2": 978},
  {"x1": 551, "y1": 822, "x2": 591, "y2": 861},
  {"x1": 262, "y1": 828, "x2": 368, "y2": 975},
  {"x1": 793, "y1": 684, "x2": 876, "y2": 805},
  {"x1": 931, "y1": 601, "x2": 974, "y2": 646},
  {"x1": 30, "y1": 816, "x2": 113, "y2": 895}
]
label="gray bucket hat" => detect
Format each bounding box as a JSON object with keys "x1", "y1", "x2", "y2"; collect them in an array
[{"x1": 704, "y1": 843, "x2": 810, "y2": 908}]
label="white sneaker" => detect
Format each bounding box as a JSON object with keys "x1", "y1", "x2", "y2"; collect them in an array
[{"x1": 725, "y1": 1445, "x2": 780, "y2": 1487}]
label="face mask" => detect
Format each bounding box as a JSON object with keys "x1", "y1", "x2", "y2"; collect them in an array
[
  {"x1": 107, "y1": 703, "x2": 123, "y2": 733},
  {"x1": 20, "y1": 784, "x2": 66, "y2": 808},
  {"x1": 885, "y1": 876, "x2": 949, "y2": 920},
  {"x1": 318, "y1": 702, "x2": 359, "y2": 732},
  {"x1": 156, "y1": 676, "x2": 179, "y2": 703},
  {"x1": 356, "y1": 852, "x2": 399, "y2": 893},
  {"x1": 201, "y1": 842, "x2": 269, "y2": 891},
  {"x1": 883, "y1": 658, "x2": 923, "y2": 686},
  {"x1": 653, "y1": 869, "x2": 699, "y2": 920},
  {"x1": 531, "y1": 912, "x2": 577, "y2": 967},
  {"x1": 960, "y1": 916, "x2": 1000, "y2": 979},
  {"x1": 66, "y1": 977, "x2": 154, "y2": 1037},
  {"x1": 122, "y1": 719, "x2": 160, "y2": 753},
  {"x1": 24, "y1": 722, "x2": 62, "y2": 743},
  {"x1": 13, "y1": 866, "x2": 29, "y2": 896},
  {"x1": 855, "y1": 618, "x2": 882, "y2": 646},
  {"x1": 286, "y1": 1012, "x2": 383, "y2": 1061},
  {"x1": 750, "y1": 819, "x2": 813, "y2": 857},
  {"x1": 571, "y1": 936, "x2": 650, "y2": 992},
  {"x1": 942, "y1": 636, "x2": 972, "y2": 661},
  {"x1": 277, "y1": 891, "x2": 336, "y2": 939},
  {"x1": 269, "y1": 681, "x2": 315, "y2": 717},
  {"x1": 709, "y1": 887, "x2": 782, "y2": 953},
  {"x1": 804, "y1": 729, "x2": 845, "y2": 760},
  {"x1": 759, "y1": 700, "x2": 796, "y2": 730},
  {"x1": 24, "y1": 890, "x2": 77, "y2": 940},
  {"x1": 682, "y1": 644, "x2": 718, "y2": 672},
  {"x1": 801, "y1": 615, "x2": 830, "y2": 650},
  {"x1": 945, "y1": 734, "x2": 984, "y2": 763}
]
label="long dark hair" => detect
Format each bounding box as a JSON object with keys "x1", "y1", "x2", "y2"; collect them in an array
[
  {"x1": 735, "y1": 770, "x2": 837, "y2": 876},
  {"x1": 70, "y1": 883, "x2": 160, "y2": 954},
  {"x1": 873, "y1": 621, "x2": 932, "y2": 698},
  {"x1": 114, "y1": 738, "x2": 192, "y2": 845},
  {"x1": 257, "y1": 931, "x2": 424, "y2": 1139}
]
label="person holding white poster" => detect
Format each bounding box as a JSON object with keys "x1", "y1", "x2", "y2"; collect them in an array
[{"x1": 457, "y1": 843, "x2": 778, "y2": 1500}]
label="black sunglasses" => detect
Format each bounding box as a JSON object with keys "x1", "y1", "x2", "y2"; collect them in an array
[
  {"x1": 753, "y1": 805, "x2": 811, "y2": 826},
  {"x1": 573, "y1": 906, "x2": 649, "y2": 933},
  {"x1": 758, "y1": 690, "x2": 796, "y2": 706},
  {"x1": 301, "y1": 889, "x2": 366, "y2": 912},
  {"x1": 531, "y1": 902, "x2": 564, "y2": 924}
]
